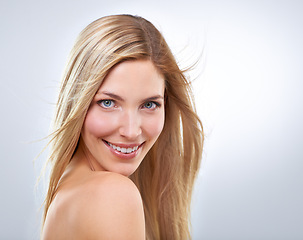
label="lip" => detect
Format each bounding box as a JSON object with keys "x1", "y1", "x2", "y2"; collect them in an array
[{"x1": 102, "y1": 140, "x2": 144, "y2": 160}]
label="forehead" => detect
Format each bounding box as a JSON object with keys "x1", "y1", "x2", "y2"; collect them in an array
[{"x1": 97, "y1": 60, "x2": 165, "y2": 98}]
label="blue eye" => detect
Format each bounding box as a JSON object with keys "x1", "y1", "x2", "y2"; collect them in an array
[
  {"x1": 99, "y1": 99, "x2": 114, "y2": 108},
  {"x1": 143, "y1": 101, "x2": 159, "y2": 109}
]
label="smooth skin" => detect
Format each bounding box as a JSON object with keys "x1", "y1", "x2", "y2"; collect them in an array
[
  {"x1": 81, "y1": 59, "x2": 165, "y2": 176},
  {"x1": 42, "y1": 60, "x2": 165, "y2": 239},
  {"x1": 42, "y1": 155, "x2": 145, "y2": 240}
]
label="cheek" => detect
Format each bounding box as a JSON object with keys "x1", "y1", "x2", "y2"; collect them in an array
[
  {"x1": 83, "y1": 107, "x2": 118, "y2": 138},
  {"x1": 144, "y1": 111, "x2": 165, "y2": 139}
]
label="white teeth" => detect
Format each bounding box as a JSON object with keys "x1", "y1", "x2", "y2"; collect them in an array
[{"x1": 108, "y1": 142, "x2": 139, "y2": 154}]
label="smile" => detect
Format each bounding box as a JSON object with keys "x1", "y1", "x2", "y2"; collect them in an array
[
  {"x1": 104, "y1": 140, "x2": 142, "y2": 154},
  {"x1": 108, "y1": 143, "x2": 138, "y2": 154}
]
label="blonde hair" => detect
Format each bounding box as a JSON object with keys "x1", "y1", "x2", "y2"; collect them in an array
[{"x1": 43, "y1": 14, "x2": 203, "y2": 240}]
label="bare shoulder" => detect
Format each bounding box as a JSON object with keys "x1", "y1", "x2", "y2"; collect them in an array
[
  {"x1": 87, "y1": 171, "x2": 142, "y2": 199},
  {"x1": 78, "y1": 172, "x2": 145, "y2": 239},
  {"x1": 83, "y1": 172, "x2": 143, "y2": 211},
  {"x1": 42, "y1": 172, "x2": 145, "y2": 240},
  {"x1": 71, "y1": 172, "x2": 145, "y2": 239}
]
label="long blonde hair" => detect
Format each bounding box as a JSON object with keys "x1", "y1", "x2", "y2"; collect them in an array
[{"x1": 43, "y1": 14, "x2": 203, "y2": 240}]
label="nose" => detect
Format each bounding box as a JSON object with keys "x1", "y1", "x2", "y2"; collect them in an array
[{"x1": 119, "y1": 110, "x2": 142, "y2": 140}]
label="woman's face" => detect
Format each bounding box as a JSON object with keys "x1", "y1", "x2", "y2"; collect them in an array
[{"x1": 81, "y1": 60, "x2": 165, "y2": 176}]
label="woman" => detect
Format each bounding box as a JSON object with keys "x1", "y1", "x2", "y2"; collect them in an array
[{"x1": 41, "y1": 14, "x2": 203, "y2": 240}]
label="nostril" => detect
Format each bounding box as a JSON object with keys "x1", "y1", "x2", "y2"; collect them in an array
[{"x1": 119, "y1": 128, "x2": 142, "y2": 139}]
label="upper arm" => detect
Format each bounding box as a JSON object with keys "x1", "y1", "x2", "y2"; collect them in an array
[{"x1": 76, "y1": 173, "x2": 145, "y2": 240}]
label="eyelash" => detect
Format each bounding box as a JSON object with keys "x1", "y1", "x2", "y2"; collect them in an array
[
  {"x1": 142, "y1": 101, "x2": 161, "y2": 110},
  {"x1": 97, "y1": 99, "x2": 115, "y2": 108},
  {"x1": 97, "y1": 99, "x2": 161, "y2": 110}
]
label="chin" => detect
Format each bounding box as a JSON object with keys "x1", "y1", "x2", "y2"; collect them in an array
[{"x1": 109, "y1": 164, "x2": 139, "y2": 177}]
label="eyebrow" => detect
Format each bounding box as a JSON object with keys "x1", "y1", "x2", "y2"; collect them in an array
[
  {"x1": 98, "y1": 91, "x2": 124, "y2": 101},
  {"x1": 97, "y1": 91, "x2": 164, "y2": 102}
]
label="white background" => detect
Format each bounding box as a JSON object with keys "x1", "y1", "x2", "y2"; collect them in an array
[{"x1": 1, "y1": 0, "x2": 303, "y2": 239}]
